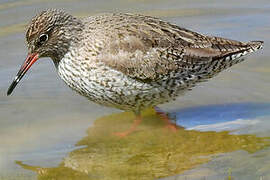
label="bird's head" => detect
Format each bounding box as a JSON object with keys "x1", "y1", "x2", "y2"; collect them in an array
[{"x1": 7, "y1": 9, "x2": 83, "y2": 95}]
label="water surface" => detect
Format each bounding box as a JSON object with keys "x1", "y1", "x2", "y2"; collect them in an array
[{"x1": 0, "y1": 0, "x2": 269, "y2": 179}]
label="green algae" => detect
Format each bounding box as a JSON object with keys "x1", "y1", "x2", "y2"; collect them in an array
[{"x1": 17, "y1": 108, "x2": 269, "y2": 180}]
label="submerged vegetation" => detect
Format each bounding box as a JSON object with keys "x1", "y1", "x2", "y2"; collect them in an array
[{"x1": 17, "y1": 108, "x2": 269, "y2": 180}]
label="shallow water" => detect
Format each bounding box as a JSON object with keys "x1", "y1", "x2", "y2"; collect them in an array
[{"x1": 0, "y1": 0, "x2": 269, "y2": 179}]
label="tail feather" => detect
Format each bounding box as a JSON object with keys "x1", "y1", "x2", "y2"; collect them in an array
[
  {"x1": 214, "y1": 40, "x2": 263, "y2": 62},
  {"x1": 247, "y1": 40, "x2": 264, "y2": 51},
  {"x1": 196, "y1": 40, "x2": 263, "y2": 81}
]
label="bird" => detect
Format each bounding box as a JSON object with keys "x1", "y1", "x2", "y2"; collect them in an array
[{"x1": 7, "y1": 9, "x2": 263, "y2": 136}]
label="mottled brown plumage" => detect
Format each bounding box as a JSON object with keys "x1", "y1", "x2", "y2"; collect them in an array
[
  {"x1": 7, "y1": 9, "x2": 263, "y2": 135},
  {"x1": 86, "y1": 13, "x2": 262, "y2": 81}
]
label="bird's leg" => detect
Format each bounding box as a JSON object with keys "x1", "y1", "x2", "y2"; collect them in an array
[
  {"x1": 154, "y1": 107, "x2": 179, "y2": 132},
  {"x1": 113, "y1": 114, "x2": 142, "y2": 137}
]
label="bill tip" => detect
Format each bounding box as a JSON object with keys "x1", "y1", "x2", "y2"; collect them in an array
[{"x1": 7, "y1": 89, "x2": 12, "y2": 96}]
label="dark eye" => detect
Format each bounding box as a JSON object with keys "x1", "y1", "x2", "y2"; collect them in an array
[{"x1": 39, "y1": 34, "x2": 48, "y2": 43}]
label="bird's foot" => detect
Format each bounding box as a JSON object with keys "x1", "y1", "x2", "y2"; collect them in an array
[
  {"x1": 154, "y1": 107, "x2": 179, "y2": 132},
  {"x1": 113, "y1": 131, "x2": 131, "y2": 137},
  {"x1": 113, "y1": 118, "x2": 142, "y2": 137},
  {"x1": 165, "y1": 123, "x2": 179, "y2": 132}
]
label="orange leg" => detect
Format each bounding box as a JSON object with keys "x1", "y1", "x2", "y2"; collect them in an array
[
  {"x1": 113, "y1": 115, "x2": 142, "y2": 137},
  {"x1": 154, "y1": 107, "x2": 179, "y2": 132}
]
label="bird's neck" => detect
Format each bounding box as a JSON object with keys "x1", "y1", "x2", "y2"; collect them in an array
[{"x1": 51, "y1": 18, "x2": 84, "y2": 67}]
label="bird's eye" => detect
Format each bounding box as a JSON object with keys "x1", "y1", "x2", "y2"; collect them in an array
[{"x1": 39, "y1": 34, "x2": 48, "y2": 43}]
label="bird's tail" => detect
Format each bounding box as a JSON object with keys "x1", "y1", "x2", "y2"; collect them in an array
[
  {"x1": 196, "y1": 40, "x2": 263, "y2": 81},
  {"x1": 247, "y1": 40, "x2": 264, "y2": 51},
  {"x1": 215, "y1": 40, "x2": 263, "y2": 63}
]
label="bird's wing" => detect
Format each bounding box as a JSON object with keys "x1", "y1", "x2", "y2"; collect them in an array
[{"x1": 86, "y1": 13, "x2": 263, "y2": 80}]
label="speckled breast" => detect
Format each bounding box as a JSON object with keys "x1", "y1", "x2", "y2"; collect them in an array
[{"x1": 56, "y1": 52, "x2": 190, "y2": 112}]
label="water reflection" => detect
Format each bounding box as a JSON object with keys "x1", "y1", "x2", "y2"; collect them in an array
[{"x1": 17, "y1": 107, "x2": 269, "y2": 180}]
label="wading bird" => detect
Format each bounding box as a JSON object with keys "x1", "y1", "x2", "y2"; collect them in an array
[{"x1": 7, "y1": 9, "x2": 263, "y2": 136}]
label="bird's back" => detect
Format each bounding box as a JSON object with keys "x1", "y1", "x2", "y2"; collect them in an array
[{"x1": 80, "y1": 13, "x2": 263, "y2": 81}]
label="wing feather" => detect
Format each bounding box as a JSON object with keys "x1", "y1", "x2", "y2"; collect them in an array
[{"x1": 84, "y1": 13, "x2": 262, "y2": 80}]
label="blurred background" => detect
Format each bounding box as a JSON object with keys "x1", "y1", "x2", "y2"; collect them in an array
[{"x1": 0, "y1": 0, "x2": 269, "y2": 179}]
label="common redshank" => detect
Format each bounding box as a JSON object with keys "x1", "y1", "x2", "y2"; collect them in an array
[{"x1": 7, "y1": 9, "x2": 263, "y2": 136}]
